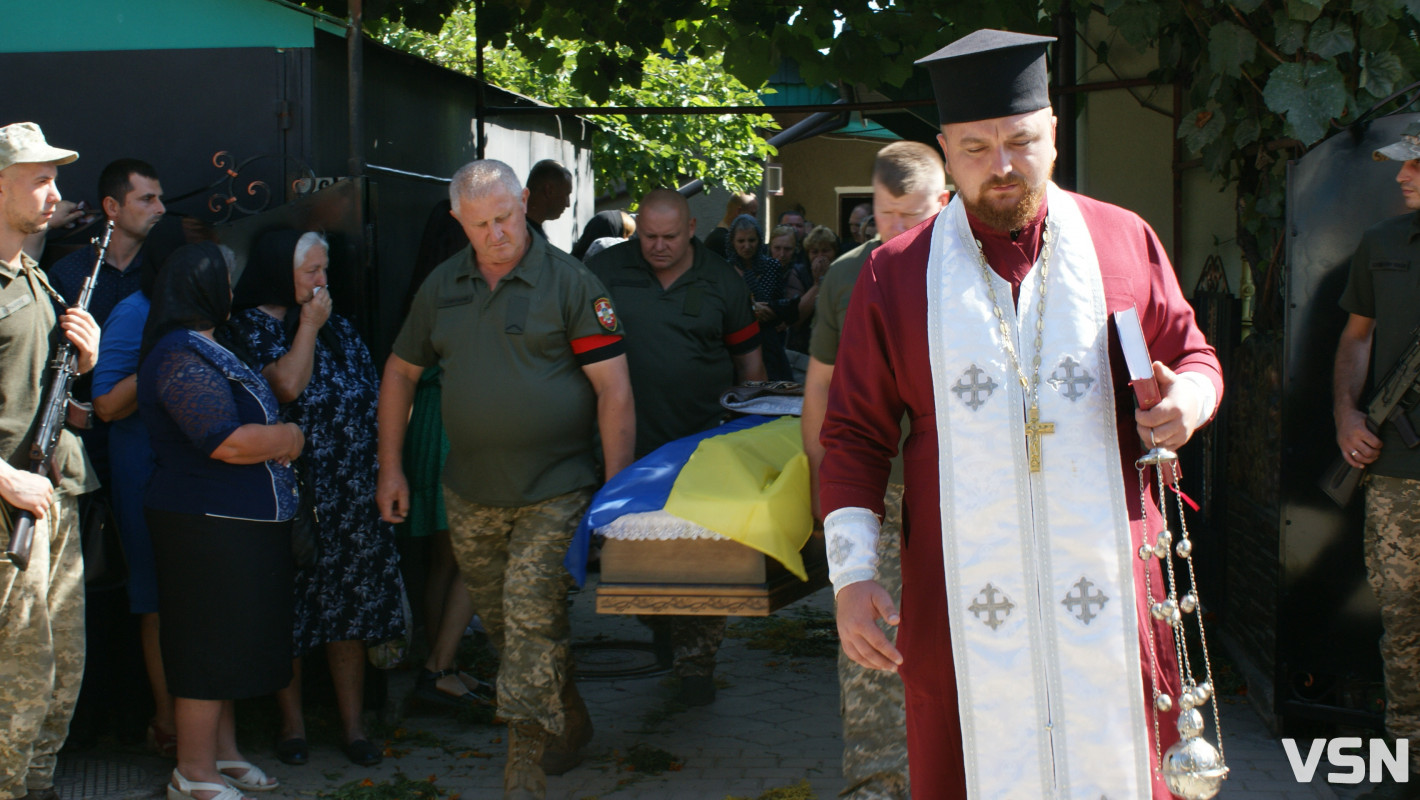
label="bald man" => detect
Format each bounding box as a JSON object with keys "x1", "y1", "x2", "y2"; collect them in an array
[{"x1": 588, "y1": 189, "x2": 766, "y2": 704}]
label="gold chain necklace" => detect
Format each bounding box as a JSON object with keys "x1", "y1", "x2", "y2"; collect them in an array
[{"x1": 970, "y1": 221, "x2": 1056, "y2": 472}]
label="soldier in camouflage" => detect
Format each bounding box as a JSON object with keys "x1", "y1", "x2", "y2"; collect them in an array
[
  {"x1": 803, "y1": 141, "x2": 951, "y2": 800},
  {"x1": 378, "y1": 160, "x2": 634, "y2": 800},
  {"x1": 1335, "y1": 123, "x2": 1420, "y2": 800},
  {"x1": 0, "y1": 123, "x2": 99, "y2": 800}
]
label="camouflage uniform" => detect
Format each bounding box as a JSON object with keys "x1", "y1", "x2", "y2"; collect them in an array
[
  {"x1": 0, "y1": 496, "x2": 85, "y2": 799},
  {"x1": 836, "y1": 483, "x2": 909, "y2": 800},
  {"x1": 1364, "y1": 474, "x2": 1420, "y2": 770},
  {"x1": 443, "y1": 486, "x2": 592, "y2": 736},
  {"x1": 639, "y1": 614, "x2": 725, "y2": 678}
]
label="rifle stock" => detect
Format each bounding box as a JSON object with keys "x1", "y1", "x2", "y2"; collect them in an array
[{"x1": 6, "y1": 221, "x2": 113, "y2": 569}]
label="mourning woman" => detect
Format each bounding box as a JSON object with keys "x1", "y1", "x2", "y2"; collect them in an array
[
  {"x1": 138, "y1": 242, "x2": 302, "y2": 800},
  {"x1": 226, "y1": 230, "x2": 405, "y2": 767},
  {"x1": 725, "y1": 214, "x2": 794, "y2": 381}
]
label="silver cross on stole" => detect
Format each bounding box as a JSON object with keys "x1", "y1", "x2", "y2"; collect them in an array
[{"x1": 1024, "y1": 404, "x2": 1054, "y2": 473}]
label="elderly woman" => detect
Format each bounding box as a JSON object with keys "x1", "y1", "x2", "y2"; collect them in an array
[
  {"x1": 726, "y1": 214, "x2": 794, "y2": 381},
  {"x1": 138, "y1": 242, "x2": 302, "y2": 800},
  {"x1": 226, "y1": 230, "x2": 404, "y2": 768}
]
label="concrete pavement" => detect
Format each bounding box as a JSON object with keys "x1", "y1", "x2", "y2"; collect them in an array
[{"x1": 57, "y1": 578, "x2": 1374, "y2": 799}]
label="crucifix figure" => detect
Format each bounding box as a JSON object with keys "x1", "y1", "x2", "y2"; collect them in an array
[{"x1": 1024, "y1": 404, "x2": 1055, "y2": 473}]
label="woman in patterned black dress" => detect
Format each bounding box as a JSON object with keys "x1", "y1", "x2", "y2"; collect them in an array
[{"x1": 226, "y1": 229, "x2": 405, "y2": 768}]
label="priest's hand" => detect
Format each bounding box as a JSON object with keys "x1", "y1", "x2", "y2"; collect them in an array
[
  {"x1": 837, "y1": 579, "x2": 903, "y2": 672},
  {"x1": 1134, "y1": 361, "x2": 1210, "y2": 452}
]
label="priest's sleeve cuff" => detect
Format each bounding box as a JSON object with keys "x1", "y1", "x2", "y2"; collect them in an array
[
  {"x1": 824, "y1": 506, "x2": 880, "y2": 596},
  {"x1": 1176, "y1": 370, "x2": 1218, "y2": 427}
]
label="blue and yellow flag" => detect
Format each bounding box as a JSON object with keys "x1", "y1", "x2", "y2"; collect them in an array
[{"x1": 566, "y1": 415, "x2": 813, "y2": 586}]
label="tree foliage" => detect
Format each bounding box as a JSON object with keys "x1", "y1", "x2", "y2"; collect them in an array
[
  {"x1": 1094, "y1": 0, "x2": 1420, "y2": 325},
  {"x1": 335, "y1": 0, "x2": 1420, "y2": 318},
  {"x1": 378, "y1": 10, "x2": 776, "y2": 199}
]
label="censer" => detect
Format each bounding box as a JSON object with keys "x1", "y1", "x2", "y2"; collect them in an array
[{"x1": 1137, "y1": 445, "x2": 1229, "y2": 800}]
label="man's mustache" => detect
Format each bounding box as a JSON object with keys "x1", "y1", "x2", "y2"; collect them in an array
[{"x1": 983, "y1": 174, "x2": 1026, "y2": 190}]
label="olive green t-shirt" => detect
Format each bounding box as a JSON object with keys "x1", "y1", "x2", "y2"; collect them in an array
[
  {"x1": 807, "y1": 237, "x2": 906, "y2": 485},
  {"x1": 393, "y1": 233, "x2": 625, "y2": 507},
  {"x1": 809, "y1": 238, "x2": 880, "y2": 365},
  {"x1": 0, "y1": 254, "x2": 96, "y2": 514},
  {"x1": 588, "y1": 238, "x2": 760, "y2": 458},
  {"x1": 1341, "y1": 211, "x2": 1420, "y2": 479}
]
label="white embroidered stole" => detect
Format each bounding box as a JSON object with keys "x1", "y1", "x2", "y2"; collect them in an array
[{"x1": 925, "y1": 184, "x2": 1150, "y2": 799}]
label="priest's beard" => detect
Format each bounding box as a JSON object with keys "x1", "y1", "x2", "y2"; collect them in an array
[{"x1": 962, "y1": 166, "x2": 1052, "y2": 233}]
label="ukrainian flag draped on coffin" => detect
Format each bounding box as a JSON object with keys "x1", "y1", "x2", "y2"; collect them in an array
[{"x1": 566, "y1": 415, "x2": 813, "y2": 586}]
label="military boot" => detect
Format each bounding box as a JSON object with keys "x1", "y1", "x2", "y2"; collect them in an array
[
  {"x1": 543, "y1": 678, "x2": 594, "y2": 775},
  {"x1": 504, "y1": 721, "x2": 547, "y2": 800}
]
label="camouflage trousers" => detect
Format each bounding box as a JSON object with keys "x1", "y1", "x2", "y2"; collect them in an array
[
  {"x1": 836, "y1": 483, "x2": 909, "y2": 800},
  {"x1": 1365, "y1": 475, "x2": 1420, "y2": 768},
  {"x1": 638, "y1": 614, "x2": 726, "y2": 678},
  {"x1": 0, "y1": 495, "x2": 85, "y2": 799},
  {"x1": 443, "y1": 487, "x2": 592, "y2": 736}
]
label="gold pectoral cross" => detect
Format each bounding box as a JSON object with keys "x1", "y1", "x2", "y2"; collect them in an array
[{"x1": 1024, "y1": 404, "x2": 1055, "y2": 473}]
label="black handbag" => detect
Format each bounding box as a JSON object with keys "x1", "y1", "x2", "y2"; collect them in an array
[
  {"x1": 290, "y1": 462, "x2": 319, "y2": 568},
  {"x1": 80, "y1": 491, "x2": 128, "y2": 590}
]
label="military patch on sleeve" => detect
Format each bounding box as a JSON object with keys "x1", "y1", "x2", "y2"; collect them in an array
[{"x1": 594, "y1": 296, "x2": 618, "y2": 331}]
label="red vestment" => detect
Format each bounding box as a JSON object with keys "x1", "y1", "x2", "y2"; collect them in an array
[{"x1": 819, "y1": 192, "x2": 1224, "y2": 799}]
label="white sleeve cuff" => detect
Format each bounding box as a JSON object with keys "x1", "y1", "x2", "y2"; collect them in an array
[
  {"x1": 824, "y1": 506, "x2": 881, "y2": 596},
  {"x1": 1177, "y1": 371, "x2": 1218, "y2": 428}
]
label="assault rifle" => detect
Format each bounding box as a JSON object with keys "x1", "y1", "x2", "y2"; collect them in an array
[
  {"x1": 1321, "y1": 324, "x2": 1420, "y2": 507},
  {"x1": 6, "y1": 220, "x2": 113, "y2": 569}
]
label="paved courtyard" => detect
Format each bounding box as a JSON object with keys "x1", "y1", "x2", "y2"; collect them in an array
[{"x1": 57, "y1": 577, "x2": 1369, "y2": 799}]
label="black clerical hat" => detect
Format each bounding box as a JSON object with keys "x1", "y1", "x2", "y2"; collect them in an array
[{"x1": 916, "y1": 29, "x2": 1057, "y2": 125}]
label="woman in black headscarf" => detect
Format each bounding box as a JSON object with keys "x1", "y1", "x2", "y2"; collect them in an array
[
  {"x1": 572, "y1": 209, "x2": 632, "y2": 260},
  {"x1": 137, "y1": 243, "x2": 303, "y2": 800},
  {"x1": 226, "y1": 229, "x2": 404, "y2": 768}
]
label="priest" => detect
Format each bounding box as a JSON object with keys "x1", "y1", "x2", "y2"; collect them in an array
[{"x1": 818, "y1": 29, "x2": 1224, "y2": 800}]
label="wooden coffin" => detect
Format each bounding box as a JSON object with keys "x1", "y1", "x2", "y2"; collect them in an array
[{"x1": 595, "y1": 534, "x2": 828, "y2": 617}]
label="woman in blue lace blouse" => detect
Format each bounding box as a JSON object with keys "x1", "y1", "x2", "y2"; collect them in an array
[
  {"x1": 227, "y1": 230, "x2": 404, "y2": 769},
  {"x1": 138, "y1": 243, "x2": 304, "y2": 800}
]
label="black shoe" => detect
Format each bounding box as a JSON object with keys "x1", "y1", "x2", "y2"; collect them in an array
[
  {"x1": 677, "y1": 674, "x2": 717, "y2": 706},
  {"x1": 412, "y1": 669, "x2": 495, "y2": 711},
  {"x1": 274, "y1": 737, "x2": 309, "y2": 766},
  {"x1": 343, "y1": 738, "x2": 383, "y2": 767}
]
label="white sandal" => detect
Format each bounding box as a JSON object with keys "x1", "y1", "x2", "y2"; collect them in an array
[
  {"x1": 216, "y1": 760, "x2": 280, "y2": 792},
  {"x1": 168, "y1": 768, "x2": 248, "y2": 800}
]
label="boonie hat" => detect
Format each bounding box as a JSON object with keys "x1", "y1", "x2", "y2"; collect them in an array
[
  {"x1": 1374, "y1": 121, "x2": 1420, "y2": 162},
  {"x1": 0, "y1": 122, "x2": 78, "y2": 172},
  {"x1": 916, "y1": 29, "x2": 1057, "y2": 125}
]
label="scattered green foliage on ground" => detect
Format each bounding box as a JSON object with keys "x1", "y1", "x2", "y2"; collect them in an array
[
  {"x1": 614, "y1": 742, "x2": 685, "y2": 774},
  {"x1": 725, "y1": 779, "x2": 817, "y2": 800},
  {"x1": 319, "y1": 773, "x2": 448, "y2": 799},
  {"x1": 727, "y1": 605, "x2": 838, "y2": 658}
]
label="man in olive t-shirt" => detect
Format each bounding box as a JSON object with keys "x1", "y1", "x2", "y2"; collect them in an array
[
  {"x1": 377, "y1": 160, "x2": 634, "y2": 799},
  {"x1": 802, "y1": 141, "x2": 949, "y2": 800},
  {"x1": 1335, "y1": 122, "x2": 1420, "y2": 790},
  {"x1": 588, "y1": 189, "x2": 766, "y2": 707}
]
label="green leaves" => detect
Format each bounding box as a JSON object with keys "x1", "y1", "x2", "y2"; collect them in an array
[
  {"x1": 1178, "y1": 106, "x2": 1227, "y2": 154},
  {"x1": 1306, "y1": 17, "x2": 1355, "y2": 57},
  {"x1": 380, "y1": 11, "x2": 775, "y2": 198},
  {"x1": 1262, "y1": 61, "x2": 1348, "y2": 144},
  {"x1": 1209, "y1": 21, "x2": 1257, "y2": 77}
]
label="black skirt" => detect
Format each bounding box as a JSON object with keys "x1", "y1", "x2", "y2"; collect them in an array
[{"x1": 146, "y1": 508, "x2": 294, "y2": 700}]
